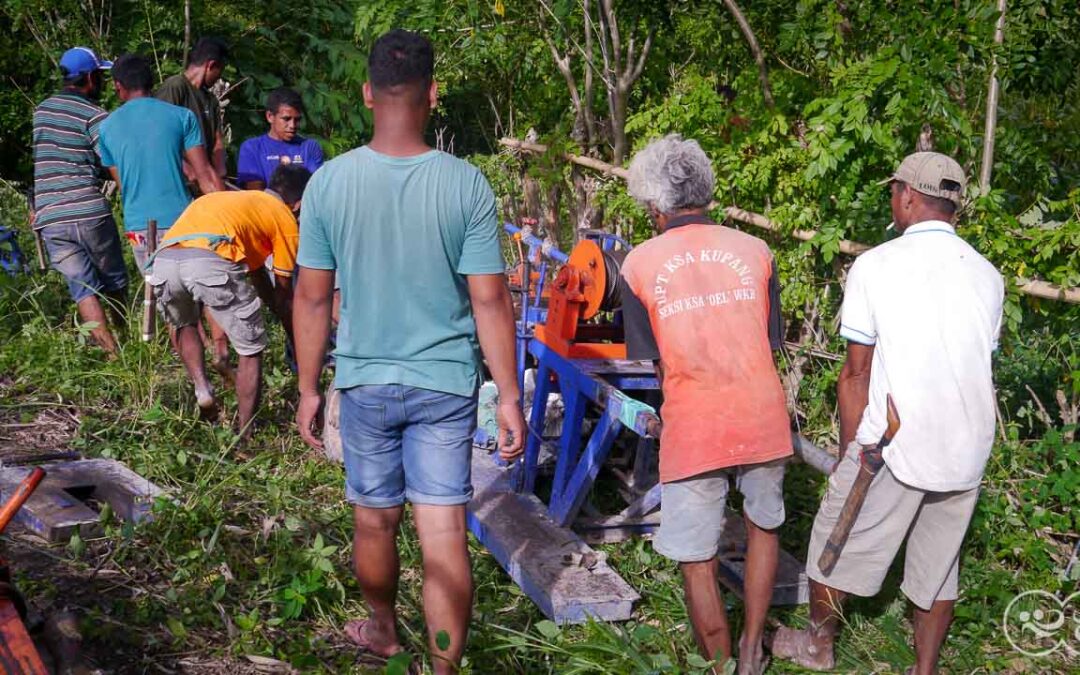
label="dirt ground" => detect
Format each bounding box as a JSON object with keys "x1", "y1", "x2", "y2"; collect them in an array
[{"x1": 0, "y1": 387, "x2": 281, "y2": 674}]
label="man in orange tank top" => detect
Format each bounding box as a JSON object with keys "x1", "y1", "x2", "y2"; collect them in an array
[{"x1": 620, "y1": 135, "x2": 792, "y2": 675}]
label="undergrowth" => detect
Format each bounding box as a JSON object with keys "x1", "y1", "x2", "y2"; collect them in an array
[{"x1": 0, "y1": 219, "x2": 1077, "y2": 673}]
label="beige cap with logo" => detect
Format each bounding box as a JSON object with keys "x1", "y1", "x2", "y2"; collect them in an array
[{"x1": 879, "y1": 152, "x2": 966, "y2": 207}]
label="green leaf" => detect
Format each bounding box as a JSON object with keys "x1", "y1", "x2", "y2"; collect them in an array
[
  {"x1": 166, "y1": 616, "x2": 187, "y2": 639},
  {"x1": 535, "y1": 619, "x2": 560, "y2": 639},
  {"x1": 686, "y1": 653, "x2": 713, "y2": 668},
  {"x1": 384, "y1": 652, "x2": 413, "y2": 675},
  {"x1": 435, "y1": 629, "x2": 451, "y2": 650}
]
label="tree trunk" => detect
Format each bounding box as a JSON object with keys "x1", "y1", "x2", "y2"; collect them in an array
[
  {"x1": 979, "y1": 0, "x2": 1007, "y2": 193},
  {"x1": 721, "y1": 0, "x2": 774, "y2": 109}
]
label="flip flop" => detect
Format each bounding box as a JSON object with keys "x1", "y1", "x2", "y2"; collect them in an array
[{"x1": 769, "y1": 626, "x2": 835, "y2": 671}]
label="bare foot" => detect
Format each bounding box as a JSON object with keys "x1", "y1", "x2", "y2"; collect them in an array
[
  {"x1": 738, "y1": 635, "x2": 768, "y2": 675},
  {"x1": 768, "y1": 625, "x2": 835, "y2": 671},
  {"x1": 344, "y1": 618, "x2": 403, "y2": 659},
  {"x1": 211, "y1": 357, "x2": 236, "y2": 389},
  {"x1": 197, "y1": 396, "x2": 219, "y2": 422}
]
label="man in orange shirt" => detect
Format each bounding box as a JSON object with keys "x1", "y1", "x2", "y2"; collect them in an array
[
  {"x1": 149, "y1": 165, "x2": 310, "y2": 433},
  {"x1": 620, "y1": 135, "x2": 791, "y2": 675}
]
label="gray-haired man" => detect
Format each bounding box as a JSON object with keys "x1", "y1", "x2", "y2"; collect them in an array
[
  {"x1": 619, "y1": 135, "x2": 792, "y2": 674},
  {"x1": 772, "y1": 152, "x2": 1003, "y2": 674}
]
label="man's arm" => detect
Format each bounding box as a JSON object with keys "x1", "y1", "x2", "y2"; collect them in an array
[
  {"x1": 294, "y1": 266, "x2": 335, "y2": 448},
  {"x1": 106, "y1": 166, "x2": 121, "y2": 192},
  {"x1": 213, "y1": 131, "x2": 227, "y2": 178},
  {"x1": 183, "y1": 146, "x2": 224, "y2": 194},
  {"x1": 837, "y1": 341, "x2": 874, "y2": 460},
  {"x1": 467, "y1": 274, "x2": 524, "y2": 460}
]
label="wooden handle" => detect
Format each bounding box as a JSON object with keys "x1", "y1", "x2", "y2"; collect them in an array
[
  {"x1": 0, "y1": 467, "x2": 46, "y2": 535},
  {"x1": 817, "y1": 462, "x2": 876, "y2": 576},
  {"x1": 141, "y1": 219, "x2": 158, "y2": 342},
  {"x1": 33, "y1": 230, "x2": 47, "y2": 272}
]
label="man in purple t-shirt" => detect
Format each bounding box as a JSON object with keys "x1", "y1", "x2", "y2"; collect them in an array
[{"x1": 236, "y1": 87, "x2": 324, "y2": 189}]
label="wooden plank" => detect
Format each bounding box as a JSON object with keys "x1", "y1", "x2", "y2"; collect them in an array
[
  {"x1": 575, "y1": 506, "x2": 807, "y2": 605},
  {"x1": 468, "y1": 447, "x2": 640, "y2": 624},
  {"x1": 715, "y1": 509, "x2": 808, "y2": 606},
  {"x1": 0, "y1": 460, "x2": 164, "y2": 542}
]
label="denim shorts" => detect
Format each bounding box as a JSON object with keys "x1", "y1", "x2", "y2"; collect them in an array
[
  {"x1": 41, "y1": 215, "x2": 127, "y2": 302},
  {"x1": 654, "y1": 458, "x2": 787, "y2": 563},
  {"x1": 339, "y1": 384, "x2": 478, "y2": 508}
]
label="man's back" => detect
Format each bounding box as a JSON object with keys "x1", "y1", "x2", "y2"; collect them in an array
[
  {"x1": 165, "y1": 190, "x2": 298, "y2": 275},
  {"x1": 840, "y1": 220, "x2": 1004, "y2": 490},
  {"x1": 621, "y1": 220, "x2": 792, "y2": 482},
  {"x1": 156, "y1": 74, "x2": 218, "y2": 162},
  {"x1": 98, "y1": 98, "x2": 202, "y2": 232},
  {"x1": 32, "y1": 92, "x2": 112, "y2": 229},
  {"x1": 297, "y1": 146, "x2": 504, "y2": 397}
]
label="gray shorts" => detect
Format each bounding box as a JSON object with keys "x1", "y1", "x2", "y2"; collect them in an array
[
  {"x1": 806, "y1": 442, "x2": 980, "y2": 610},
  {"x1": 654, "y1": 459, "x2": 786, "y2": 563},
  {"x1": 149, "y1": 248, "x2": 267, "y2": 356}
]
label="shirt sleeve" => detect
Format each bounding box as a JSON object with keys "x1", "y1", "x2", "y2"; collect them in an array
[
  {"x1": 271, "y1": 211, "x2": 300, "y2": 277},
  {"x1": 87, "y1": 110, "x2": 107, "y2": 151},
  {"x1": 236, "y1": 138, "x2": 262, "y2": 184},
  {"x1": 767, "y1": 259, "x2": 784, "y2": 351},
  {"x1": 296, "y1": 173, "x2": 336, "y2": 270},
  {"x1": 456, "y1": 169, "x2": 505, "y2": 275},
  {"x1": 839, "y1": 258, "x2": 877, "y2": 345},
  {"x1": 181, "y1": 109, "x2": 204, "y2": 151},
  {"x1": 621, "y1": 276, "x2": 660, "y2": 361},
  {"x1": 155, "y1": 77, "x2": 183, "y2": 105}
]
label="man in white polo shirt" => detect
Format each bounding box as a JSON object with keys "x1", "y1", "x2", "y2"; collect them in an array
[{"x1": 772, "y1": 152, "x2": 1004, "y2": 674}]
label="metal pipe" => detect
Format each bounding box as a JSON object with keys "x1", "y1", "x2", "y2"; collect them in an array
[
  {"x1": 504, "y1": 223, "x2": 569, "y2": 264},
  {"x1": 792, "y1": 434, "x2": 838, "y2": 474}
]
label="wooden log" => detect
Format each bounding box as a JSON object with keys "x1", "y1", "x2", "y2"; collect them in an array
[
  {"x1": 500, "y1": 137, "x2": 1080, "y2": 305},
  {"x1": 141, "y1": 219, "x2": 158, "y2": 342}
]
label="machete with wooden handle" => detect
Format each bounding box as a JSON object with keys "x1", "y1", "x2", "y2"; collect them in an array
[{"x1": 818, "y1": 394, "x2": 901, "y2": 576}]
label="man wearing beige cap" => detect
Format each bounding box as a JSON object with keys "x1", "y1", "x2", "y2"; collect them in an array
[{"x1": 772, "y1": 152, "x2": 1004, "y2": 674}]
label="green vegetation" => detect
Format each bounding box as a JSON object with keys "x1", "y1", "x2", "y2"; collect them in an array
[{"x1": 1, "y1": 0, "x2": 1078, "y2": 672}]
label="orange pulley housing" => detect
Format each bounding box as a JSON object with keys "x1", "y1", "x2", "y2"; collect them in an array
[{"x1": 533, "y1": 239, "x2": 627, "y2": 359}]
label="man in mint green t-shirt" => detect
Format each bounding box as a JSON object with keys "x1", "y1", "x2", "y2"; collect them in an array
[
  {"x1": 98, "y1": 53, "x2": 222, "y2": 268},
  {"x1": 292, "y1": 30, "x2": 523, "y2": 673}
]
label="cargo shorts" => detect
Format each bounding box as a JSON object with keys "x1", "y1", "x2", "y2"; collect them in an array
[
  {"x1": 805, "y1": 442, "x2": 980, "y2": 610},
  {"x1": 654, "y1": 458, "x2": 787, "y2": 563},
  {"x1": 148, "y1": 247, "x2": 267, "y2": 356}
]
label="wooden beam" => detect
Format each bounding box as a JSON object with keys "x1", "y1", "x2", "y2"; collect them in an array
[{"x1": 500, "y1": 137, "x2": 1080, "y2": 304}]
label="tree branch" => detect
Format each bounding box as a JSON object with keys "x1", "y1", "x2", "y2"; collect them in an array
[{"x1": 721, "y1": 0, "x2": 774, "y2": 108}]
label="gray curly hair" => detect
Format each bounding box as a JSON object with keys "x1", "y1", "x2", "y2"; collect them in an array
[{"x1": 626, "y1": 134, "x2": 715, "y2": 214}]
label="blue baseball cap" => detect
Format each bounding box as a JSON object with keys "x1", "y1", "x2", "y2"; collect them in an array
[{"x1": 59, "y1": 47, "x2": 113, "y2": 80}]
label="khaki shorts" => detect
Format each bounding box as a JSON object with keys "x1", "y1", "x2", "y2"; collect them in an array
[
  {"x1": 149, "y1": 248, "x2": 267, "y2": 356},
  {"x1": 806, "y1": 442, "x2": 980, "y2": 610},
  {"x1": 654, "y1": 458, "x2": 786, "y2": 563}
]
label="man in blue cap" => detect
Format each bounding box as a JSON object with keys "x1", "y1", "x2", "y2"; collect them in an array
[{"x1": 32, "y1": 47, "x2": 127, "y2": 356}]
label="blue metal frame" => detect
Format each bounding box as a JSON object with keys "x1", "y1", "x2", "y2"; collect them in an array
[{"x1": 514, "y1": 339, "x2": 660, "y2": 527}]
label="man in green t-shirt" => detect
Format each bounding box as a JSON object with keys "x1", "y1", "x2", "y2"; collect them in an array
[
  {"x1": 293, "y1": 30, "x2": 523, "y2": 674},
  {"x1": 156, "y1": 37, "x2": 228, "y2": 181}
]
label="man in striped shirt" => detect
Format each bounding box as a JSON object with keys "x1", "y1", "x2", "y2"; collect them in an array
[{"x1": 32, "y1": 47, "x2": 127, "y2": 355}]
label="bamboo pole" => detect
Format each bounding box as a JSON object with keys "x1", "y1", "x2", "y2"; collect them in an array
[
  {"x1": 500, "y1": 137, "x2": 1080, "y2": 305},
  {"x1": 141, "y1": 220, "x2": 158, "y2": 342},
  {"x1": 979, "y1": 0, "x2": 1008, "y2": 193}
]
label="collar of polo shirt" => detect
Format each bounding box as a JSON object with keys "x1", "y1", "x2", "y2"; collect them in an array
[{"x1": 902, "y1": 219, "x2": 956, "y2": 237}]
